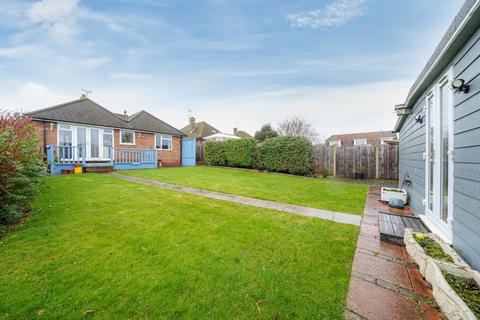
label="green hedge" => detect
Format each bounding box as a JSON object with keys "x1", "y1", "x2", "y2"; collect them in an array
[
  {"x1": 224, "y1": 138, "x2": 257, "y2": 168},
  {"x1": 204, "y1": 141, "x2": 227, "y2": 166},
  {"x1": 255, "y1": 136, "x2": 314, "y2": 176},
  {"x1": 204, "y1": 136, "x2": 314, "y2": 176}
]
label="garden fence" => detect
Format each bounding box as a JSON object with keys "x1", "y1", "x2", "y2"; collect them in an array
[{"x1": 313, "y1": 144, "x2": 399, "y2": 180}]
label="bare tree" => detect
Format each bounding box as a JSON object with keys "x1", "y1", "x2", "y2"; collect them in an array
[{"x1": 277, "y1": 115, "x2": 319, "y2": 142}]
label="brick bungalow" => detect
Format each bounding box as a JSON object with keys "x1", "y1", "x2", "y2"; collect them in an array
[
  {"x1": 325, "y1": 131, "x2": 398, "y2": 147},
  {"x1": 28, "y1": 95, "x2": 185, "y2": 167}
]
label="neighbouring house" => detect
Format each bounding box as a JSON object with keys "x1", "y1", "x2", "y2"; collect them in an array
[
  {"x1": 233, "y1": 127, "x2": 252, "y2": 138},
  {"x1": 204, "y1": 128, "x2": 252, "y2": 141},
  {"x1": 395, "y1": 0, "x2": 480, "y2": 269},
  {"x1": 204, "y1": 133, "x2": 241, "y2": 141},
  {"x1": 180, "y1": 117, "x2": 219, "y2": 145},
  {"x1": 325, "y1": 131, "x2": 397, "y2": 147},
  {"x1": 27, "y1": 95, "x2": 186, "y2": 172}
]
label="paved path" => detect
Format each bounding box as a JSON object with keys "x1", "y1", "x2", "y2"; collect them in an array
[
  {"x1": 109, "y1": 173, "x2": 362, "y2": 226},
  {"x1": 344, "y1": 186, "x2": 445, "y2": 320}
]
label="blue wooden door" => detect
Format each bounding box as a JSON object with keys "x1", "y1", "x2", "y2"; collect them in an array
[{"x1": 182, "y1": 137, "x2": 196, "y2": 166}]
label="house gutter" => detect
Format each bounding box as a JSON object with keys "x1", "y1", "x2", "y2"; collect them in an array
[{"x1": 395, "y1": 0, "x2": 480, "y2": 132}]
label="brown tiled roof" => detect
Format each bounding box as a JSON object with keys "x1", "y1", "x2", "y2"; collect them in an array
[
  {"x1": 125, "y1": 110, "x2": 184, "y2": 136},
  {"x1": 28, "y1": 98, "x2": 184, "y2": 136},
  {"x1": 180, "y1": 121, "x2": 219, "y2": 139},
  {"x1": 235, "y1": 130, "x2": 252, "y2": 138},
  {"x1": 325, "y1": 131, "x2": 397, "y2": 146}
]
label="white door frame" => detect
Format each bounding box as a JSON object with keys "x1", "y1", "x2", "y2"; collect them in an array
[
  {"x1": 422, "y1": 67, "x2": 454, "y2": 243},
  {"x1": 57, "y1": 122, "x2": 114, "y2": 161}
]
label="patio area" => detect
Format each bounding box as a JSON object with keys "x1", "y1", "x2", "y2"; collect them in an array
[{"x1": 344, "y1": 186, "x2": 446, "y2": 320}]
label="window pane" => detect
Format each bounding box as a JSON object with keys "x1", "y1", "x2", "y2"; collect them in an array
[
  {"x1": 427, "y1": 95, "x2": 435, "y2": 212},
  {"x1": 59, "y1": 130, "x2": 72, "y2": 146},
  {"x1": 77, "y1": 128, "x2": 86, "y2": 159},
  {"x1": 91, "y1": 128, "x2": 99, "y2": 158},
  {"x1": 162, "y1": 135, "x2": 171, "y2": 150},
  {"x1": 440, "y1": 84, "x2": 449, "y2": 223},
  {"x1": 59, "y1": 130, "x2": 72, "y2": 159},
  {"x1": 103, "y1": 132, "x2": 112, "y2": 158},
  {"x1": 121, "y1": 130, "x2": 134, "y2": 144},
  {"x1": 155, "y1": 134, "x2": 162, "y2": 149},
  {"x1": 59, "y1": 124, "x2": 71, "y2": 130}
]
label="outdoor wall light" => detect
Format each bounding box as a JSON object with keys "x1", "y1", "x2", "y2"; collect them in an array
[
  {"x1": 415, "y1": 115, "x2": 423, "y2": 124},
  {"x1": 452, "y1": 79, "x2": 470, "y2": 93}
]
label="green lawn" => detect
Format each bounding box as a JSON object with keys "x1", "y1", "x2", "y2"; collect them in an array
[
  {"x1": 121, "y1": 166, "x2": 368, "y2": 215},
  {"x1": 0, "y1": 174, "x2": 358, "y2": 319}
]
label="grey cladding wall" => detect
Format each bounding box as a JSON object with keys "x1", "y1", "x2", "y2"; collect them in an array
[
  {"x1": 399, "y1": 98, "x2": 426, "y2": 217},
  {"x1": 452, "y1": 26, "x2": 480, "y2": 270},
  {"x1": 399, "y1": 25, "x2": 480, "y2": 270}
]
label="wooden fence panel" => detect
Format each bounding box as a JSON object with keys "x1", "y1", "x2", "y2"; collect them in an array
[{"x1": 313, "y1": 144, "x2": 399, "y2": 180}]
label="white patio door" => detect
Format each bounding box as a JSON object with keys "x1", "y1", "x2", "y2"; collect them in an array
[
  {"x1": 424, "y1": 68, "x2": 454, "y2": 243},
  {"x1": 60, "y1": 124, "x2": 114, "y2": 161}
]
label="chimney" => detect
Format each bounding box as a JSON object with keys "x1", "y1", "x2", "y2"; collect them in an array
[
  {"x1": 189, "y1": 116, "x2": 195, "y2": 130},
  {"x1": 80, "y1": 94, "x2": 87, "y2": 99},
  {"x1": 233, "y1": 127, "x2": 238, "y2": 136},
  {"x1": 124, "y1": 109, "x2": 127, "y2": 115}
]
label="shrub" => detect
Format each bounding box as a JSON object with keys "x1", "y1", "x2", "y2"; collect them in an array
[
  {"x1": 224, "y1": 138, "x2": 257, "y2": 168},
  {"x1": 315, "y1": 165, "x2": 331, "y2": 178},
  {"x1": 254, "y1": 124, "x2": 278, "y2": 142},
  {"x1": 204, "y1": 141, "x2": 227, "y2": 166},
  {"x1": 0, "y1": 111, "x2": 44, "y2": 227},
  {"x1": 255, "y1": 136, "x2": 314, "y2": 176}
]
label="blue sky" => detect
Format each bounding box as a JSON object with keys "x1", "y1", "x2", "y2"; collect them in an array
[{"x1": 0, "y1": 0, "x2": 464, "y2": 139}]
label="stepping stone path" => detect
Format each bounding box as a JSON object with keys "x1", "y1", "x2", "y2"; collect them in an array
[
  {"x1": 109, "y1": 173, "x2": 362, "y2": 226},
  {"x1": 344, "y1": 186, "x2": 446, "y2": 320}
]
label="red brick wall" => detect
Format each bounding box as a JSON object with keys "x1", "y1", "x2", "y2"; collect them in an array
[
  {"x1": 113, "y1": 129, "x2": 154, "y2": 149},
  {"x1": 31, "y1": 120, "x2": 57, "y2": 153},
  {"x1": 158, "y1": 136, "x2": 181, "y2": 166},
  {"x1": 114, "y1": 129, "x2": 181, "y2": 167}
]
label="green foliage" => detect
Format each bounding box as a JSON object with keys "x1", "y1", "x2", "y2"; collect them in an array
[
  {"x1": 254, "y1": 124, "x2": 278, "y2": 142},
  {"x1": 0, "y1": 112, "x2": 45, "y2": 227},
  {"x1": 205, "y1": 136, "x2": 316, "y2": 176},
  {"x1": 256, "y1": 136, "x2": 314, "y2": 176},
  {"x1": 414, "y1": 234, "x2": 454, "y2": 262},
  {"x1": 224, "y1": 138, "x2": 257, "y2": 168},
  {"x1": 204, "y1": 141, "x2": 227, "y2": 166},
  {"x1": 444, "y1": 273, "x2": 480, "y2": 318}
]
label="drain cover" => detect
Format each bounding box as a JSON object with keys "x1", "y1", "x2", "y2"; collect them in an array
[{"x1": 379, "y1": 212, "x2": 429, "y2": 246}]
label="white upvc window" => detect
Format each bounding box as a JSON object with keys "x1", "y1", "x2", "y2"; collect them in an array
[
  {"x1": 354, "y1": 139, "x2": 367, "y2": 146},
  {"x1": 120, "y1": 130, "x2": 135, "y2": 145},
  {"x1": 155, "y1": 134, "x2": 172, "y2": 150},
  {"x1": 57, "y1": 122, "x2": 115, "y2": 160},
  {"x1": 329, "y1": 140, "x2": 341, "y2": 146}
]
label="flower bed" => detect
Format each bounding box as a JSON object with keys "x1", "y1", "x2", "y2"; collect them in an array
[
  {"x1": 426, "y1": 259, "x2": 480, "y2": 320},
  {"x1": 405, "y1": 228, "x2": 479, "y2": 319},
  {"x1": 404, "y1": 229, "x2": 468, "y2": 276}
]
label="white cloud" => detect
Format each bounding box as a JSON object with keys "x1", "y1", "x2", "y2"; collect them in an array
[
  {"x1": 109, "y1": 73, "x2": 151, "y2": 80},
  {"x1": 25, "y1": 0, "x2": 80, "y2": 42},
  {"x1": 287, "y1": 0, "x2": 367, "y2": 28},
  {"x1": 26, "y1": 0, "x2": 78, "y2": 23},
  {"x1": 0, "y1": 82, "x2": 72, "y2": 111},
  {"x1": 80, "y1": 57, "x2": 111, "y2": 68},
  {"x1": 0, "y1": 45, "x2": 37, "y2": 58}
]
